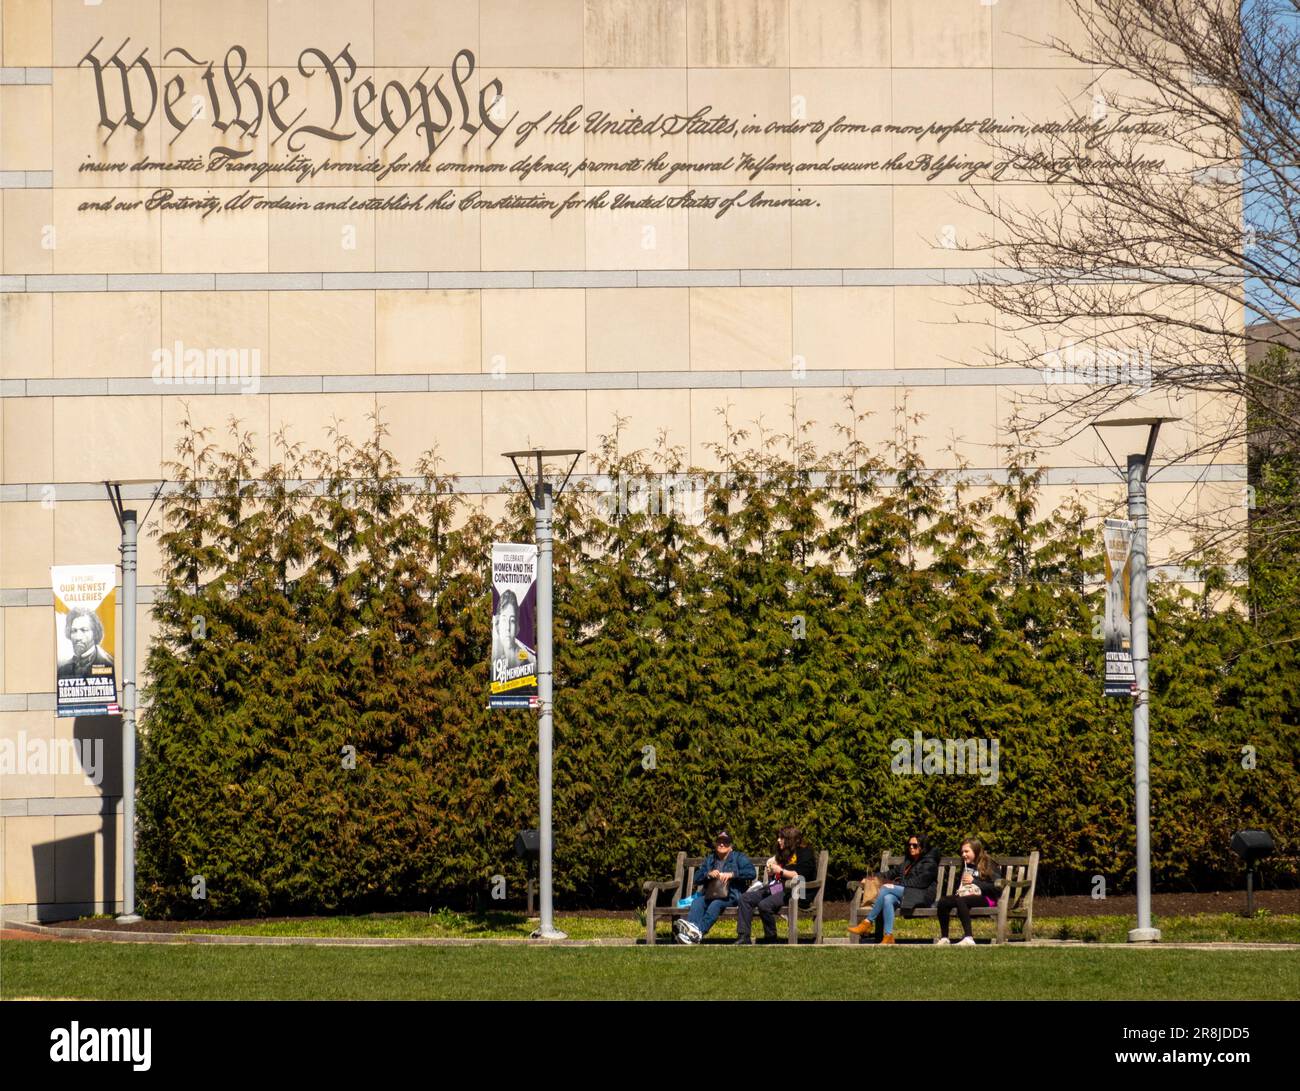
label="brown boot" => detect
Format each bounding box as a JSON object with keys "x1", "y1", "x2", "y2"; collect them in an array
[
  {"x1": 880, "y1": 933, "x2": 896, "y2": 945},
  {"x1": 846, "y1": 919, "x2": 874, "y2": 936}
]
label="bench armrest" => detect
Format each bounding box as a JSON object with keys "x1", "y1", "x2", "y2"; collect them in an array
[
  {"x1": 642, "y1": 880, "x2": 681, "y2": 895},
  {"x1": 998, "y1": 878, "x2": 1033, "y2": 892}
]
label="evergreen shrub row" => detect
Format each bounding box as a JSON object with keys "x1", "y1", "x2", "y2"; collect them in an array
[{"x1": 137, "y1": 407, "x2": 1299, "y2": 916}]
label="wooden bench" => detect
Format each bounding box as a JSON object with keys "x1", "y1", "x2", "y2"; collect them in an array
[
  {"x1": 846, "y1": 851, "x2": 1039, "y2": 944},
  {"x1": 643, "y1": 849, "x2": 828, "y2": 945}
]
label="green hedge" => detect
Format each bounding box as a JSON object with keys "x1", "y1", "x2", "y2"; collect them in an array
[{"x1": 136, "y1": 409, "x2": 1300, "y2": 916}]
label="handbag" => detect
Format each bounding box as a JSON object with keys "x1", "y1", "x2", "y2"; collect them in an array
[
  {"x1": 857, "y1": 874, "x2": 884, "y2": 910},
  {"x1": 704, "y1": 877, "x2": 729, "y2": 900}
]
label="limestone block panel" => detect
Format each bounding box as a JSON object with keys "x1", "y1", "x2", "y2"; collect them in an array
[
  {"x1": 586, "y1": 387, "x2": 692, "y2": 464},
  {"x1": 375, "y1": 190, "x2": 482, "y2": 271},
  {"x1": 4, "y1": 396, "x2": 53, "y2": 484},
  {"x1": 480, "y1": 390, "x2": 587, "y2": 477},
  {"x1": 53, "y1": 292, "x2": 162, "y2": 378},
  {"x1": 892, "y1": 185, "x2": 994, "y2": 268},
  {"x1": 687, "y1": 186, "x2": 792, "y2": 268},
  {"x1": 584, "y1": 186, "x2": 689, "y2": 269},
  {"x1": 51, "y1": 395, "x2": 163, "y2": 481},
  {"x1": 0, "y1": 86, "x2": 52, "y2": 172},
  {"x1": 1, "y1": 293, "x2": 53, "y2": 378},
  {"x1": 789, "y1": 0, "x2": 890, "y2": 68},
  {"x1": 377, "y1": 290, "x2": 481, "y2": 374},
  {"x1": 482, "y1": 287, "x2": 585, "y2": 373},
  {"x1": 687, "y1": 0, "x2": 788, "y2": 68},
  {"x1": 2, "y1": 815, "x2": 55, "y2": 905},
  {"x1": 376, "y1": 391, "x2": 484, "y2": 476},
  {"x1": 3, "y1": 605, "x2": 48, "y2": 693},
  {"x1": 481, "y1": 0, "x2": 585, "y2": 68},
  {"x1": 269, "y1": 392, "x2": 380, "y2": 453},
  {"x1": 3, "y1": 0, "x2": 53, "y2": 66},
  {"x1": 269, "y1": 0, "x2": 374, "y2": 66},
  {"x1": 793, "y1": 286, "x2": 892, "y2": 372},
  {"x1": 792, "y1": 184, "x2": 892, "y2": 268},
  {"x1": 52, "y1": 190, "x2": 162, "y2": 274},
  {"x1": 269, "y1": 291, "x2": 375, "y2": 375},
  {"x1": 0, "y1": 712, "x2": 54, "y2": 798},
  {"x1": 993, "y1": 0, "x2": 1096, "y2": 69},
  {"x1": 54, "y1": 498, "x2": 163, "y2": 588},
  {"x1": 1, "y1": 504, "x2": 54, "y2": 589},
  {"x1": 161, "y1": 394, "x2": 272, "y2": 477},
  {"x1": 690, "y1": 287, "x2": 791, "y2": 371},
  {"x1": 585, "y1": 0, "x2": 687, "y2": 68},
  {"x1": 162, "y1": 292, "x2": 269, "y2": 379},
  {"x1": 894, "y1": 286, "x2": 996, "y2": 370},
  {"x1": 892, "y1": 0, "x2": 992, "y2": 69},
  {"x1": 586, "y1": 287, "x2": 689, "y2": 373},
  {"x1": 3, "y1": 190, "x2": 54, "y2": 274},
  {"x1": 479, "y1": 188, "x2": 586, "y2": 270},
  {"x1": 374, "y1": 0, "x2": 480, "y2": 66},
  {"x1": 897, "y1": 384, "x2": 999, "y2": 469}
]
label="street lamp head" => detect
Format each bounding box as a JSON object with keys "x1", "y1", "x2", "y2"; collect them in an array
[
  {"x1": 103, "y1": 479, "x2": 168, "y2": 532},
  {"x1": 501, "y1": 448, "x2": 585, "y2": 511},
  {"x1": 1091, "y1": 416, "x2": 1180, "y2": 477}
]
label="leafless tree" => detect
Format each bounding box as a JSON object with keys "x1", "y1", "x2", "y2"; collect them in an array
[{"x1": 961, "y1": 0, "x2": 1299, "y2": 571}]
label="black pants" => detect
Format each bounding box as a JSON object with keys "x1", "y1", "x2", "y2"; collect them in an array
[
  {"x1": 936, "y1": 894, "x2": 989, "y2": 939},
  {"x1": 736, "y1": 886, "x2": 785, "y2": 940}
]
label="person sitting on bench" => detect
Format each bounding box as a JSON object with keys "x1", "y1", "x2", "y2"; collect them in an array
[
  {"x1": 934, "y1": 837, "x2": 999, "y2": 945},
  {"x1": 673, "y1": 830, "x2": 756, "y2": 944}
]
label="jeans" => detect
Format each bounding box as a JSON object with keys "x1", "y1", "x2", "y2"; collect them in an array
[
  {"x1": 736, "y1": 886, "x2": 785, "y2": 940},
  {"x1": 687, "y1": 892, "x2": 737, "y2": 936},
  {"x1": 866, "y1": 883, "x2": 905, "y2": 935}
]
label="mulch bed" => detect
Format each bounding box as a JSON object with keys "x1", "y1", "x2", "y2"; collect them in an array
[{"x1": 34, "y1": 888, "x2": 1300, "y2": 932}]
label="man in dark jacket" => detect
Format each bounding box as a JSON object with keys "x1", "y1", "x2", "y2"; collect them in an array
[
  {"x1": 849, "y1": 834, "x2": 939, "y2": 944},
  {"x1": 674, "y1": 830, "x2": 756, "y2": 944}
]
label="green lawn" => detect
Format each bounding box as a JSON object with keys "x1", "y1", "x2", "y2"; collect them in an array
[
  {"x1": 171, "y1": 910, "x2": 1300, "y2": 945},
  {"x1": 4, "y1": 942, "x2": 1299, "y2": 1001}
]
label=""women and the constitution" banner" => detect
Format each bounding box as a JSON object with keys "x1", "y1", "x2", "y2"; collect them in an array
[{"x1": 490, "y1": 544, "x2": 538, "y2": 709}]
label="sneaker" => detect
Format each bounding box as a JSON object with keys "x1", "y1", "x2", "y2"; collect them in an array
[
  {"x1": 673, "y1": 919, "x2": 691, "y2": 943},
  {"x1": 956, "y1": 936, "x2": 976, "y2": 946},
  {"x1": 687, "y1": 922, "x2": 703, "y2": 942},
  {"x1": 934, "y1": 937, "x2": 951, "y2": 945}
]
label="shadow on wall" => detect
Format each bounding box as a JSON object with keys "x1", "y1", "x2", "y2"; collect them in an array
[{"x1": 30, "y1": 716, "x2": 123, "y2": 922}]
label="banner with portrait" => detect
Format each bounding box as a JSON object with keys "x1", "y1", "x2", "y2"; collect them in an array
[
  {"x1": 52, "y1": 565, "x2": 120, "y2": 717},
  {"x1": 1102, "y1": 519, "x2": 1136, "y2": 698},
  {"x1": 490, "y1": 543, "x2": 538, "y2": 709}
]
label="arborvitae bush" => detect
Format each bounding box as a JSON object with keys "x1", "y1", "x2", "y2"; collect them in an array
[{"x1": 136, "y1": 405, "x2": 1300, "y2": 916}]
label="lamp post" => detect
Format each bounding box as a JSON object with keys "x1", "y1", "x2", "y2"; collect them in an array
[
  {"x1": 104, "y1": 480, "x2": 165, "y2": 923},
  {"x1": 501, "y1": 448, "x2": 583, "y2": 941},
  {"x1": 1092, "y1": 418, "x2": 1175, "y2": 944}
]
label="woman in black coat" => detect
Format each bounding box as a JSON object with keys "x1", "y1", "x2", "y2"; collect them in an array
[{"x1": 848, "y1": 834, "x2": 939, "y2": 944}]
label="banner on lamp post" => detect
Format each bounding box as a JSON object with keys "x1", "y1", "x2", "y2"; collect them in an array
[
  {"x1": 52, "y1": 565, "x2": 120, "y2": 717},
  {"x1": 490, "y1": 543, "x2": 539, "y2": 709},
  {"x1": 1102, "y1": 518, "x2": 1137, "y2": 698}
]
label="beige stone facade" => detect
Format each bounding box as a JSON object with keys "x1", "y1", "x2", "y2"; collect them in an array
[{"x1": 0, "y1": 1, "x2": 1243, "y2": 919}]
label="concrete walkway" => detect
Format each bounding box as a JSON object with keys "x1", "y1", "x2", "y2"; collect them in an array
[{"x1": 6, "y1": 921, "x2": 1300, "y2": 949}]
